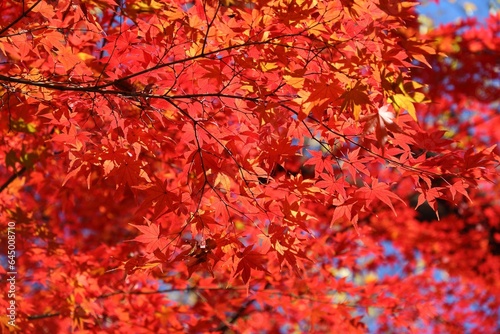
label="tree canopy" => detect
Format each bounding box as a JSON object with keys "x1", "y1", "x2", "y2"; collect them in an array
[{"x1": 0, "y1": 0, "x2": 499, "y2": 332}]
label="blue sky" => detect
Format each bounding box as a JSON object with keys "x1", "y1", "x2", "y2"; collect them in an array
[{"x1": 417, "y1": 0, "x2": 499, "y2": 26}]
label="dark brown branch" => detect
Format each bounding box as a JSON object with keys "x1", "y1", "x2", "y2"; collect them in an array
[
  {"x1": 0, "y1": 74, "x2": 259, "y2": 103},
  {"x1": 27, "y1": 313, "x2": 60, "y2": 320},
  {"x1": 0, "y1": 167, "x2": 26, "y2": 193},
  {"x1": 201, "y1": 0, "x2": 221, "y2": 55},
  {"x1": 214, "y1": 298, "x2": 255, "y2": 332},
  {"x1": 25, "y1": 285, "x2": 382, "y2": 322},
  {"x1": 0, "y1": 0, "x2": 43, "y2": 37},
  {"x1": 279, "y1": 103, "x2": 447, "y2": 178}
]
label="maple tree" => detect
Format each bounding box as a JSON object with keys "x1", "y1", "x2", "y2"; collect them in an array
[{"x1": 0, "y1": 0, "x2": 499, "y2": 332}]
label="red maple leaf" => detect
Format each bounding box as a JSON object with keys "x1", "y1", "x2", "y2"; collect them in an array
[
  {"x1": 356, "y1": 178, "x2": 405, "y2": 215},
  {"x1": 130, "y1": 219, "x2": 168, "y2": 253}
]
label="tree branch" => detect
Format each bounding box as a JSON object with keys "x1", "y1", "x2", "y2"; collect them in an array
[
  {"x1": 0, "y1": 0, "x2": 43, "y2": 37},
  {"x1": 0, "y1": 166, "x2": 26, "y2": 193}
]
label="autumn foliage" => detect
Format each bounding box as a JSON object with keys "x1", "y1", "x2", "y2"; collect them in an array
[{"x1": 0, "y1": 0, "x2": 499, "y2": 332}]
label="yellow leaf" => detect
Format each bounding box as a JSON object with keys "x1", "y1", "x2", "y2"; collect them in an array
[
  {"x1": 307, "y1": 22, "x2": 328, "y2": 37},
  {"x1": 26, "y1": 123, "x2": 37, "y2": 133},
  {"x1": 283, "y1": 75, "x2": 305, "y2": 89},
  {"x1": 410, "y1": 80, "x2": 424, "y2": 89},
  {"x1": 365, "y1": 271, "x2": 378, "y2": 284},
  {"x1": 234, "y1": 220, "x2": 245, "y2": 230},
  {"x1": 391, "y1": 94, "x2": 416, "y2": 121},
  {"x1": 412, "y1": 91, "x2": 427, "y2": 103},
  {"x1": 77, "y1": 52, "x2": 95, "y2": 61},
  {"x1": 260, "y1": 62, "x2": 278, "y2": 72},
  {"x1": 215, "y1": 173, "x2": 231, "y2": 193},
  {"x1": 186, "y1": 43, "x2": 201, "y2": 57},
  {"x1": 131, "y1": 0, "x2": 163, "y2": 12},
  {"x1": 241, "y1": 85, "x2": 255, "y2": 93},
  {"x1": 274, "y1": 240, "x2": 287, "y2": 255}
]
